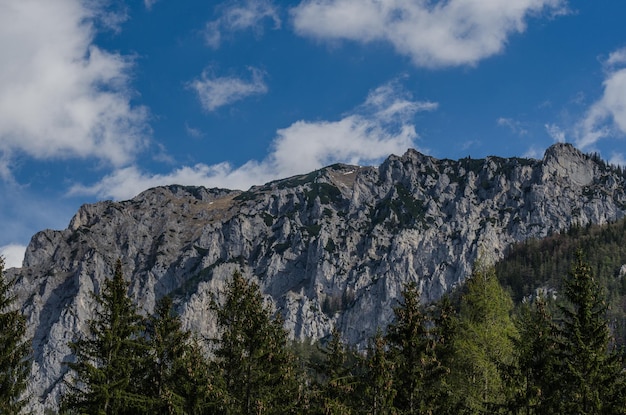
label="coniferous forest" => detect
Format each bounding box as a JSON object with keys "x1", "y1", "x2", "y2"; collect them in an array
[{"x1": 4, "y1": 220, "x2": 626, "y2": 413}]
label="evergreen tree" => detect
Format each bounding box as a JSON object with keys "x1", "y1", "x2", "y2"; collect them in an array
[
  {"x1": 210, "y1": 271, "x2": 300, "y2": 414},
  {"x1": 551, "y1": 251, "x2": 626, "y2": 414},
  {"x1": 62, "y1": 259, "x2": 150, "y2": 414},
  {"x1": 0, "y1": 257, "x2": 31, "y2": 414},
  {"x1": 428, "y1": 295, "x2": 460, "y2": 414},
  {"x1": 508, "y1": 296, "x2": 559, "y2": 414},
  {"x1": 145, "y1": 295, "x2": 212, "y2": 414},
  {"x1": 453, "y1": 260, "x2": 518, "y2": 414},
  {"x1": 361, "y1": 329, "x2": 396, "y2": 415},
  {"x1": 310, "y1": 328, "x2": 357, "y2": 415},
  {"x1": 180, "y1": 337, "x2": 225, "y2": 415},
  {"x1": 385, "y1": 282, "x2": 437, "y2": 414}
]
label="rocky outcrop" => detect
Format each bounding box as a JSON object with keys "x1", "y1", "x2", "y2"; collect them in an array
[{"x1": 8, "y1": 143, "x2": 626, "y2": 413}]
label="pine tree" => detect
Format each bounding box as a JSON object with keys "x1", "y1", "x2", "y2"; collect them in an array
[
  {"x1": 452, "y1": 260, "x2": 518, "y2": 414},
  {"x1": 385, "y1": 281, "x2": 437, "y2": 414},
  {"x1": 210, "y1": 271, "x2": 300, "y2": 414},
  {"x1": 551, "y1": 251, "x2": 626, "y2": 414},
  {"x1": 0, "y1": 257, "x2": 31, "y2": 414},
  {"x1": 62, "y1": 259, "x2": 150, "y2": 414}
]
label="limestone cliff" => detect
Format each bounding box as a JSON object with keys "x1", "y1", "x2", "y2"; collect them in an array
[{"x1": 8, "y1": 143, "x2": 626, "y2": 413}]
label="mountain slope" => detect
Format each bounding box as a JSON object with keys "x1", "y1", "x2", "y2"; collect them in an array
[{"x1": 8, "y1": 143, "x2": 626, "y2": 412}]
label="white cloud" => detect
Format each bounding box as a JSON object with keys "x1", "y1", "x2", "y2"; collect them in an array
[
  {"x1": 185, "y1": 123, "x2": 205, "y2": 139},
  {"x1": 70, "y1": 81, "x2": 437, "y2": 200},
  {"x1": 0, "y1": 244, "x2": 26, "y2": 269},
  {"x1": 205, "y1": 0, "x2": 281, "y2": 48},
  {"x1": 545, "y1": 123, "x2": 566, "y2": 143},
  {"x1": 609, "y1": 152, "x2": 626, "y2": 167},
  {"x1": 144, "y1": 0, "x2": 159, "y2": 10},
  {"x1": 0, "y1": 0, "x2": 149, "y2": 169},
  {"x1": 498, "y1": 117, "x2": 528, "y2": 136},
  {"x1": 576, "y1": 48, "x2": 626, "y2": 149},
  {"x1": 522, "y1": 146, "x2": 542, "y2": 159},
  {"x1": 291, "y1": 0, "x2": 567, "y2": 68},
  {"x1": 606, "y1": 47, "x2": 626, "y2": 68},
  {"x1": 189, "y1": 67, "x2": 268, "y2": 112}
]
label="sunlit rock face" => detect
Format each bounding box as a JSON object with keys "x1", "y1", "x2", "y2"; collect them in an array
[{"x1": 9, "y1": 143, "x2": 626, "y2": 413}]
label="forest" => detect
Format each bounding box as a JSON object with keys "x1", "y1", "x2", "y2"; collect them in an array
[{"x1": 3, "y1": 220, "x2": 626, "y2": 413}]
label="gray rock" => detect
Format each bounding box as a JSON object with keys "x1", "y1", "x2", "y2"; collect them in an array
[{"x1": 8, "y1": 143, "x2": 626, "y2": 413}]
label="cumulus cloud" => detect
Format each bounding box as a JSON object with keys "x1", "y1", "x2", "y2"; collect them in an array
[
  {"x1": 70, "y1": 81, "x2": 437, "y2": 200},
  {"x1": 189, "y1": 67, "x2": 268, "y2": 112},
  {"x1": 575, "y1": 47, "x2": 626, "y2": 149},
  {"x1": 291, "y1": 0, "x2": 567, "y2": 68},
  {"x1": 0, "y1": 0, "x2": 149, "y2": 169},
  {"x1": 0, "y1": 244, "x2": 26, "y2": 269},
  {"x1": 205, "y1": 0, "x2": 281, "y2": 48}
]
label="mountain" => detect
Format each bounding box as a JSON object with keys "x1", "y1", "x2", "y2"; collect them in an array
[{"x1": 8, "y1": 143, "x2": 626, "y2": 413}]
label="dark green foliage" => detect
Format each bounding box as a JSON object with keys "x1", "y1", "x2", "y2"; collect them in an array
[
  {"x1": 144, "y1": 296, "x2": 216, "y2": 414},
  {"x1": 233, "y1": 191, "x2": 259, "y2": 202},
  {"x1": 371, "y1": 184, "x2": 426, "y2": 229},
  {"x1": 385, "y1": 282, "x2": 437, "y2": 414},
  {"x1": 0, "y1": 257, "x2": 31, "y2": 414},
  {"x1": 507, "y1": 297, "x2": 560, "y2": 414},
  {"x1": 324, "y1": 238, "x2": 336, "y2": 253},
  {"x1": 427, "y1": 295, "x2": 460, "y2": 414},
  {"x1": 550, "y1": 252, "x2": 626, "y2": 414},
  {"x1": 309, "y1": 328, "x2": 358, "y2": 414},
  {"x1": 360, "y1": 330, "x2": 396, "y2": 415},
  {"x1": 62, "y1": 259, "x2": 150, "y2": 414},
  {"x1": 304, "y1": 183, "x2": 343, "y2": 207},
  {"x1": 210, "y1": 271, "x2": 301, "y2": 414},
  {"x1": 505, "y1": 253, "x2": 626, "y2": 415},
  {"x1": 496, "y1": 217, "x2": 626, "y2": 343},
  {"x1": 180, "y1": 337, "x2": 224, "y2": 415}
]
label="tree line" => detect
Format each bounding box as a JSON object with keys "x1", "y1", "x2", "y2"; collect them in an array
[{"x1": 3, "y1": 251, "x2": 626, "y2": 414}]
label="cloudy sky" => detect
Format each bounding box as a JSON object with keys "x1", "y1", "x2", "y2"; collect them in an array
[{"x1": 1, "y1": 0, "x2": 625, "y2": 268}]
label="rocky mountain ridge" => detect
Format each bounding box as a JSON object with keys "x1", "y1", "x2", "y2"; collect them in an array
[{"x1": 8, "y1": 143, "x2": 626, "y2": 413}]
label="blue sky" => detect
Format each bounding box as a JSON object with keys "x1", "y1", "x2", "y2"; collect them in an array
[{"x1": 1, "y1": 0, "x2": 626, "y2": 268}]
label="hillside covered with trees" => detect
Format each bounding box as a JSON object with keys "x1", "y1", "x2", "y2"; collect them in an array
[{"x1": 496, "y1": 216, "x2": 626, "y2": 344}]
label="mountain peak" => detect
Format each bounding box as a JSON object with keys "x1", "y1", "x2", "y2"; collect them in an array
[{"x1": 542, "y1": 142, "x2": 596, "y2": 187}]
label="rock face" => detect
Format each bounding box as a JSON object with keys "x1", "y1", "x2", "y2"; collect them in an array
[{"x1": 8, "y1": 143, "x2": 626, "y2": 413}]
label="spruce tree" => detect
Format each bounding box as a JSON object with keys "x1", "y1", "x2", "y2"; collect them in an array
[
  {"x1": 310, "y1": 328, "x2": 357, "y2": 415},
  {"x1": 0, "y1": 257, "x2": 31, "y2": 414},
  {"x1": 179, "y1": 337, "x2": 224, "y2": 415},
  {"x1": 508, "y1": 296, "x2": 559, "y2": 415},
  {"x1": 551, "y1": 251, "x2": 626, "y2": 414},
  {"x1": 361, "y1": 329, "x2": 396, "y2": 415},
  {"x1": 210, "y1": 270, "x2": 300, "y2": 414},
  {"x1": 145, "y1": 295, "x2": 204, "y2": 414},
  {"x1": 62, "y1": 259, "x2": 150, "y2": 414},
  {"x1": 453, "y1": 261, "x2": 518, "y2": 414},
  {"x1": 428, "y1": 295, "x2": 460, "y2": 414},
  {"x1": 385, "y1": 282, "x2": 437, "y2": 414}
]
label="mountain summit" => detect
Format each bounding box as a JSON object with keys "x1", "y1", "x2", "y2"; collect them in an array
[{"x1": 9, "y1": 143, "x2": 626, "y2": 412}]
